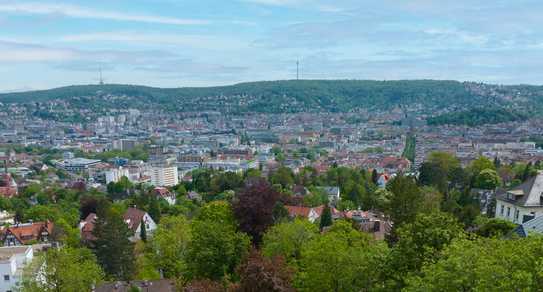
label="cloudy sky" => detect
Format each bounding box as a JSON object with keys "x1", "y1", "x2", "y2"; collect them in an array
[{"x1": 1, "y1": 0, "x2": 542, "y2": 91}]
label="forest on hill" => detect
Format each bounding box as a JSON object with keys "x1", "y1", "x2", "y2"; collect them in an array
[{"x1": 1, "y1": 80, "x2": 534, "y2": 114}]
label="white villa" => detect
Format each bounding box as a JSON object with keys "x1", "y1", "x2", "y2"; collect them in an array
[{"x1": 495, "y1": 171, "x2": 543, "y2": 224}]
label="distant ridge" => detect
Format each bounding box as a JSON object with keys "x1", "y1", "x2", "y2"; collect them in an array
[{"x1": 1, "y1": 80, "x2": 542, "y2": 115}]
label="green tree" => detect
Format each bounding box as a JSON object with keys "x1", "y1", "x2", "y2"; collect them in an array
[
  {"x1": 469, "y1": 156, "x2": 495, "y2": 176},
  {"x1": 405, "y1": 237, "x2": 543, "y2": 291},
  {"x1": 474, "y1": 168, "x2": 501, "y2": 190},
  {"x1": 319, "y1": 204, "x2": 333, "y2": 230},
  {"x1": 295, "y1": 221, "x2": 389, "y2": 292},
  {"x1": 149, "y1": 215, "x2": 191, "y2": 279},
  {"x1": 140, "y1": 219, "x2": 147, "y2": 242},
  {"x1": 21, "y1": 247, "x2": 104, "y2": 292},
  {"x1": 270, "y1": 167, "x2": 295, "y2": 189},
  {"x1": 262, "y1": 219, "x2": 318, "y2": 264},
  {"x1": 385, "y1": 175, "x2": 423, "y2": 239},
  {"x1": 387, "y1": 211, "x2": 465, "y2": 289},
  {"x1": 92, "y1": 207, "x2": 135, "y2": 280},
  {"x1": 187, "y1": 201, "x2": 250, "y2": 280}
]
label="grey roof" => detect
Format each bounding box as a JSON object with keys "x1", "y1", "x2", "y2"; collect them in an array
[
  {"x1": 514, "y1": 215, "x2": 543, "y2": 237},
  {"x1": 496, "y1": 174, "x2": 542, "y2": 207}
]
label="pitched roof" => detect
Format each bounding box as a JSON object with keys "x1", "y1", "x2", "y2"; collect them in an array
[
  {"x1": 95, "y1": 279, "x2": 175, "y2": 292},
  {"x1": 285, "y1": 205, "x2": 325, "y2": 218},
  {"x1": 496, "y1": 174, "x2": 541, "y2": 207},
  {"x1": 123, "y1": 208, "x2": 146, "y2": 232},
  {"x1": 515, "y1": 215, "x2": 543, "y2": 237},
  {"x1": 81, "y1": 213, "x2": 97, "y2": 242},
  {"x1": 2, "y1": 221, "x2": 53, "y2": 244}
]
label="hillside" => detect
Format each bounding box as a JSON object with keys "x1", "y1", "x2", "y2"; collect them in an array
[{"x1": 1, "y1": 80, "x2": 541, "y2": 114}]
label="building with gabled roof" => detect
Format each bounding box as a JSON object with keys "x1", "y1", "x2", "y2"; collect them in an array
[
  {"x1": 495, "y1": 172, "x2": 543, "y2": 224},
  {"x1": 0, "y1": 221, "x2": 54, "y2": 246}
]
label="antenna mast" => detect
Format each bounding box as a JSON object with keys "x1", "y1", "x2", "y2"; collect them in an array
[
  {"x1": 296, "y1": 60, "x2": 299, "y2": 80},
  {"x1": 99, "y1": 67, "x2": 104, "y2": 85}
]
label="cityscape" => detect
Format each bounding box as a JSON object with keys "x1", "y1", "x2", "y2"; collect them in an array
[{"x1": 2, "y1": 0, "x2": 543, "y2": 291}]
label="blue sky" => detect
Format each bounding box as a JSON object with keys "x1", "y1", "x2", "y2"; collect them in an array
[{"x1": 1, "y1": 0, "x2": 542, "y2": 91}]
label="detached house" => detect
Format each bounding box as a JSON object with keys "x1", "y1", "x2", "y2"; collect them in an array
[
  {"x1": 80, "y1": 208, "x2": 157, "y2": 242},
  {"x1": 495, "y1": 172, "x2": 543, "y2": 224},
  {"x1": 154, "y1": 187, "x2": 176, "y2": 205},
  {"x1": 0, "y1": 221, "x2": 54, "y2": 246},
  {"x1": 285, "y1": 205, "x2": 342, "y2": 223},
  {"x1": 124, "y1": 208, "x2": 157, "y2": 241}
]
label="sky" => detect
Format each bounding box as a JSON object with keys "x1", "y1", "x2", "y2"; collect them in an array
[{"x1": 1, "y1": 0, "x2": 543, "y2": 91}]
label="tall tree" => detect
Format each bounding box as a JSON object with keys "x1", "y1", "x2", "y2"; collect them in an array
[
  {"x1": 140, "y1": 219, "x2": 147, "y2": 242},
  {"x1": 92, "y1": 207, "x2": 135, "y2": 280},
  {"x1": 405, "y1": 237, "x2": 543, "y2": 291},
  {"x1": 295, "y1": 221, "x2": 389, "y2": 292},
  {"x1": 387, "y1": 211, "x2": 465, "y2": 289},
  {"x1": 150, "y1": 215, "x2": 191, "y2": 279},
  {"x1": 262, "y1": 219, "x2": 318, "y2": 264},
  {"x1": 233, "y1": 178, "x2": 281, "y2": 244},
  {"x1": 385, "y1": 175, "x2": 423, "y2": 240},
  {"x1": 21, "y1": 247, "x2": 104, "y2": 292},
  {"x1": 474, "y1": 169, "x2": 501, "y2": 190},
  {"x1": 188, "y1": 201, "x2": 250, "y2": 280},
  {"x1": 319, "y1": 204, "x2": 333, "y2": 230}
]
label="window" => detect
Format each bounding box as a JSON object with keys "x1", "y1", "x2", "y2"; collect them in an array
[
  {"x1": 4, "y1": 274, "x2": 9, "y2": 281},
  {"x1": 515, "y1": 210, "x2": 520, "y2": 221},
  {"x1": 500, "y1": 205, "x2": 504, "y2": 216},
  {"x1": 507, "y1": 207, "x2": 511, "y2": 217}
]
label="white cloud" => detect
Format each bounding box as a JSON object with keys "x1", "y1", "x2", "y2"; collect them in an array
[
  {"x1": 0, "y1": 40, "x2": 77, "y2": 62},
  {"x1": 59, "y1": 32, "x2": 248, "y2": 50},
  {"x1": 0, "y1": 1, "x2": 208, "y2": 25}
]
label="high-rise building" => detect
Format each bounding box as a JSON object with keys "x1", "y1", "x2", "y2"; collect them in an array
[{"x1": 150, "y1": 165, "x2": 178, "y2": 187}]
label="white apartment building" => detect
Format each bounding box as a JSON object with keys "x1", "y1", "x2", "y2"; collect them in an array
[
  {"x1": 0, "y1": 245, "x2": 33, "y2": 292},
  {"x1": 150, "y1": 166, "x2": 179, "y2": 187},
  {"x1": 105, "y1": 167, "x2": 130, "y2": 184}
]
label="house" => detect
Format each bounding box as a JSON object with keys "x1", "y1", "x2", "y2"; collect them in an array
[
  {"x1": 0, "y1": 221, "x2": 54, "y2": 246},
  {"x1": 292, "y1": 185, "x2": 310, "y2": 197},
  {"x1": 317, "y1": 186, "x2": 341, "y2": 204},
  {"x1": 187, "y1": 191, "x2": 202, "y2": 202},
  {"x1": 94, "y1": 279, "x2": 175, "y2": 292},
  {"x1": 285, "y1": 205, "x2": 324, "y2": 223},
  {"x1": 0, "y1": 245, "x2": 33, "y2": 292},
  {"x1": 343, "y1": 210, "x2": 392, "y2": 240},
  {"x1": 80, "y1": 208, "x2": 158, "y2": 242},
  {"x1": 495, "y1": 172, "x2": 543, "y2": 224},
  {"x1": 514, "y1": 215, "x2": 543, "y2": 237},
  {"x1": 79, "y1": 213, "x2": 97, "y2": 242},
  {"x1": 0, "y1": 174, "x2": 17, "y2": 198},
  {"x1": 377, "y1": 174, "x2": 391, "y2": 188},
  {"x1": 154, "y1": 187, "x2": 176, "y2": 205}
]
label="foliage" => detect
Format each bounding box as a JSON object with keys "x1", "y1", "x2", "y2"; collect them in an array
[
  {"x1": 319, "y1": 204, "x2": 333, "y2": 230},
  {"x1": 92, "y1": 207, "x2": 135, "y2": 280},
  {"x1": 402, "y1": 133, "x2": 416, "y2": 163},
  {"x1": 474, "y1": 168, "x2": 501, "y2": 190},
  {"x1": 385, "y1": 175, "x2": 423, "y2": 232},
  {"x1": 187, "y1": 201, "x2": 250, "y2": 280},
  {"x1": 474, "y1": 216, "x2": 517, "y2": 238},
  {"x1": 149, "y1": 215, "x2": 191, "y2": 279},
  {"x1": 21, "y1": 247, "x2": 104, "y2": 292},
  {"x1": 387, "y1": 211, "x2": 465, "y2": 289},
  {"x1": 262, "y1": 219, "x2": 319, "y2": 264},
  {"x1": 427, "y1": 107, "x2": 527, "y2": 126},
  {"x1": 405, "y1": 237, "x2": 543, "y2": 291},
  {"x1": 0, "y1": 80, "x2": 496, "y2": 114},
  {"x1": 237, "y1": 249, "x2": 294, "y2": 292},
  {"x1": 295, "y1": 220, "x2": 389, "y2": 292},
  {"x1": 233, "y1": 178, "x2": 281, "y2": 244}
]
